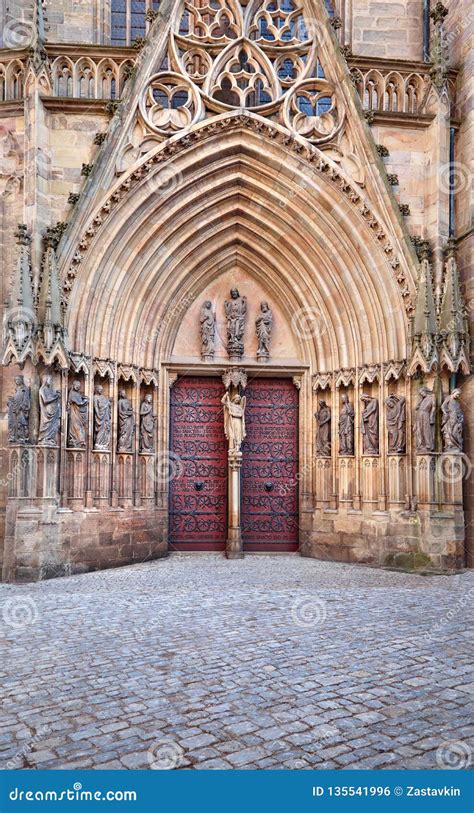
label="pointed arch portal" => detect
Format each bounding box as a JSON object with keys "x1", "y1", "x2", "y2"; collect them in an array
[{"x1": 1, "y1": 0, "x2": 468, "y2": 580}]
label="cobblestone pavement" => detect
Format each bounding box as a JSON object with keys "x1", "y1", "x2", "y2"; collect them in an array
[{"x1": 1, "y1": 553, "x2": 473, "y2": 770}]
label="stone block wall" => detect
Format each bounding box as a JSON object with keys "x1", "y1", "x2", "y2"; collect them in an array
[
  {"x1": 48, "y1": 110, "x2": 109, "y2": 224},
  {"x1": 3, "y1": 501, "x2": 167, "y2": 582},
  {"x1": 351, "y1": 0, "x2": 423, "y2": 60}
]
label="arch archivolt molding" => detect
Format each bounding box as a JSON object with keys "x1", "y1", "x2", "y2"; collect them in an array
[
  {"x1": 62, "y1": 122, "x2": 408, "y2": 374},
  {"x1": 61, "y1": 111, "x2": 415, "y2": 333}
]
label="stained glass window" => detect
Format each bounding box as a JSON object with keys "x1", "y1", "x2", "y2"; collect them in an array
[{"x1": 111, "y1": 0, "x2": 161, "y2": 46}]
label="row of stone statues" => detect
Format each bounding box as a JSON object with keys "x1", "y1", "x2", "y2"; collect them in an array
[
  {"x1": 8, "y1": 375, "x2": 62, "y2": 447},
  {"x1": 315, "y1": 388, "x2": 464, "y2": 456},
  {"x1": 7, "y1": 376, "x2": 157, "y2": 452},
  {"x1": 200, "y1": 289, "x2": 273, "y2": 361},
  {"x1": 86, "y1": 387, "x2": 157, "y2": 453}
]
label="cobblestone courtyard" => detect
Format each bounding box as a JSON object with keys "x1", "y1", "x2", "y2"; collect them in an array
[{"x1": 1, "y1": 554, "x2": 473, "y2": 770}]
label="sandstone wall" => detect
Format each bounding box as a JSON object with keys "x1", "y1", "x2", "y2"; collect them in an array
[
  {"x1": 445, "y1": 0, "x2": 474, "y2": 565},
  {"x1": 348, "y1": 0, "x2": 423, "y2": 60}
]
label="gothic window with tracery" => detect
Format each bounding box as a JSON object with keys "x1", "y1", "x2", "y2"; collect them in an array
[
  {"x1": 136, "y1": 0, "x2": 347, "y2": 150},
  {"x1": 111, "y1": 0, "x2": 161, "y2": 46}
]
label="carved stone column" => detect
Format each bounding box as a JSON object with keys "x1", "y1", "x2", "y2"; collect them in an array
[
  {"x1": 222, "y1": 368, "x2": 247, "y2": 559},
  {"x1": 226, "y1": 450, "x2": 244, "y2": 559}
]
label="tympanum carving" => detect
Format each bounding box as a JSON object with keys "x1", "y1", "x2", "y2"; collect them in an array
[
  {"x1": 256, "y1": 301, "x2": 273, "y2": 361},
  {"x1": 200, "y1": 301, "x2": 216, "y2": 360},
  {"x1": 224, "y1": 288, "x2": 247, "y2": 361}
]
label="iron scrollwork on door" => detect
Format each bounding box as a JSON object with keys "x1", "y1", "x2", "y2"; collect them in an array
[
  {"x1": 169, "y1": 377, "x2": 227, "y2": 547},
  {"x1": 241, "y1": 379, "x2": 298, "y2": 549}
]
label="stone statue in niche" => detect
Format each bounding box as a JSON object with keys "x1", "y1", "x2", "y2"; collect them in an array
[
  {"x1": 414, "y1": 386, "x2": 436, "y2": 453},
  {"x1": 256, "y1": 301, "x2": 273, "y2": 361},
  {"x1": 67, "y1": 381, "x2": 89, "y2": 448},
  {"x1": 117, "y1": 389, "x2": 135, "y2": 453},
  {"x1": 441, "y1": 389, "x2": 464, "y2": 452},
  {"x1": 360, "y1": 395, "x2": 379, "y2": 455},
  {"x1": 38, "y1": 374, "x2": 61, "y2": 447},
  {"x1": 200, "y1": 301, "x2": 216, "y2": 359},
  {"x1": 221, "y1": 389, "x2": 247, "y2": 453},
  {"x1": 140, "y1": 394, "x2": 156, "y2": 453},
  {"x1": 315, "y1": 400, "x2": 331, "y2": 456},
  {"x1": 385, "y1": 394, "x2": 406, "y2": 454},
  {"x1": 93, "y1": 384, "x2": 112, "y2": 451},
  {"x1": 7, "y1": 375, "x2": 30, "y2": 443},
  {"x1": 224, "y1": 288, "x2": 247, "y2": 360},
  {"x1": 338, "y1": 393, "x2": 354, "y2": 455}
]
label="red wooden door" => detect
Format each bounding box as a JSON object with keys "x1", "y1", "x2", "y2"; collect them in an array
[
  {"x1": 241, "y1": 378, "x2": 299, "y2": 551},
  {"x1": 169, "y1": 377, "x2": 227, "y2": 550}
]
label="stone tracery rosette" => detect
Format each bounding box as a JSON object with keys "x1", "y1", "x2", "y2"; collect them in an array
[
  {"x1": 139, "y1": 71, "x2": 203, "y2": 136},
  {"x1": 147, "y1": 0, "x2": 339, "y2": 139},
  {"x1": 282, "y1": 78, "x2": 344, "y2": 144}
]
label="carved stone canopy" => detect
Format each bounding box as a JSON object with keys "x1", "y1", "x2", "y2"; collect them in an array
[{"x1": 222, "y1": 368, "x2": 247, "y2": 391}]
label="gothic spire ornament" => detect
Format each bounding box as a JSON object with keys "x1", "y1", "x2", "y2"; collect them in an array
[
  {"x1": 2, "y1": 225, "x2": 36, "y2": 366},
  {"x1": 36, "y1": 227, "x2": 69, "y2": 368},
  {"x1": 438, "y1": 240, "x2": 470, "y2": 375},
  {"x1": 429, "y1": 2, "x2": 449, "y2": 92},
  {"x1": 408, "y1": 243, "x2": 439, "y2": 376}
]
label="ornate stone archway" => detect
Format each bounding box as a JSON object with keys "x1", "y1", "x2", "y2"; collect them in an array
[{"x1": 1, "y1": 0, "x2": 469, "y2": 580}]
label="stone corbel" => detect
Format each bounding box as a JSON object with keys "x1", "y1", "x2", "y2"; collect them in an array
[{"x1": 222, "y1": 368, "x2": 247, "y2": 391}]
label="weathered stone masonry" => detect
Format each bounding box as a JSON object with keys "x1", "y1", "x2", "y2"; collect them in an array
[{"x1": 0, "y1": 0, "x2": 472, "y2": 580}]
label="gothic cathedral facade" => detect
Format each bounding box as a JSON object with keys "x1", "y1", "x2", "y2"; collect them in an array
[{"x1": 0, "y1": 0, "x2": 472, "y2": 580}]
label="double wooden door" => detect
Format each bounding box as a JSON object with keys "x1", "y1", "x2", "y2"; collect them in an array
[{"x1": 169, "y1": 376, "x2": 298, "y2": 551}]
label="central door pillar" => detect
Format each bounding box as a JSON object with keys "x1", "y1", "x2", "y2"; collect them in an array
[{"x1": 226, "y1": 449, "x2": 244, "y2": 559}]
